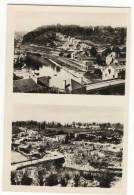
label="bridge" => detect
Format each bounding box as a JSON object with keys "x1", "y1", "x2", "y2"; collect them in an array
[
  {"x1": 71, "y1": 79, "x2": 125, "y2": 95},
  {"x1": 63, "y1": 163, "x2": 122, "y2": 175},
  {"x1": 86, "y1": 79, "x2": 125, "y2": 93},
  {"x1": 11, "y1": 152, "x2": 64, "y2": 171}
]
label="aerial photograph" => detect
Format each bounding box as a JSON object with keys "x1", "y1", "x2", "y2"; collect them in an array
[
  {"x1": 13, "y1": 6, "x2": 127, "y2": 95},
  {"x1": 11, "y1": 105, "x2": 124, "y2": 188}
]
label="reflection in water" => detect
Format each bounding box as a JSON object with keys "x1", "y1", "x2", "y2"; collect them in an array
[{"x1": 15, "y1": 56, "x2": 83, "y2": 90}]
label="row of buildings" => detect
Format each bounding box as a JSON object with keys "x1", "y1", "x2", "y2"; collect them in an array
[
  {"x1": 55, "y1": 34, "x2": 126, "y2": 85},
  {"x1": 13, "y1": 31, "x2": 126, "y2": 94}
]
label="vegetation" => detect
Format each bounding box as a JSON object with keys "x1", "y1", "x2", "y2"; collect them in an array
[
  {"x1": 12, "y1": 121, "x2": 123, "y2": 144},
  {"x1": 22, "y1": 24, "x2": 126, "y2": 46},
  {"x1": 11, "y1": 164, "x2": 120, "y2": 187},
  {"x1": 11, "y1": 120, "x2": 123, "y2": 187}
]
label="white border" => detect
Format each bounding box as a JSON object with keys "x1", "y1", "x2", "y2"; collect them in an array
[{"x1": 0, "y1": 1, "x2": 134, "y2": 195}]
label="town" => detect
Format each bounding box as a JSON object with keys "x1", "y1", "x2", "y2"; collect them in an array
[
  {"x1": 11, "y1": 121, "x2": 123, "y2": 187},
  {"x1": 13, "y1": 25, "x2": 126, "y2": 95}
]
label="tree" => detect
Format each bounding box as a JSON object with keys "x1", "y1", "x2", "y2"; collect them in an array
[
  {"x1": 94, "y1": 69, "x2": 102, "y2": 78},
  {"x1": 21, "y1": 171, "x2": 33, "y2": 185},
  {"x1": 11, "y1": 171, "x2": 17, "y2": 185},
  {"x1": 25, "y1": 54, "x2": 42, "y2": 70},
  {"x1": 102, "y1": 47, "x2": 112, "y2": 57},
  {"x1": 96, "y1": 54, "x2": 104, "y2": 66},
  {"x1": 120, "y1": 28, "x2": 126, "y2": 45},
  {"x1": 65, "y1": 133, "x2": 69, "y2": 144},
  {"x1": 46, "y1": 173, "x2": 58, "y2": 186},
  {"x1": 38, "y1": 171, "x2": 44, "y2": 186},
  {"x1": 98, "y1": 171, "x2": 114, "y2": 188},
  {"x1": 73, "y1": 172, "x2": 80, "y2": 187},
  {"x1": 60, "y1": 174, "x2": 68, "y2": 186},
  {"x1": 90, "y1": 46, "x2": 97, "y2": 57}
]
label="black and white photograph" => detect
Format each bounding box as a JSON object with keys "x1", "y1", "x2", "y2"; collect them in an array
[
  {"x1": 2, "y1": 4, "x2": 130, "y2": 195},
  {"x1": 11, "y1": 104, "x2": 124, "y2": 189},
  {"x1": 11, "y1": 5, "x2": 129, "y2": 95}
]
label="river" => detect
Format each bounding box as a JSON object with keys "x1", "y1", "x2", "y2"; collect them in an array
[{"x1": 14, "y1": 56, "x2": 86, "y2": 90}]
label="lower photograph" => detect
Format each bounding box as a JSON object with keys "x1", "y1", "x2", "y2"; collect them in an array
[{"x1": 7, "y1": 104, "x2": 126, "y2": 193}]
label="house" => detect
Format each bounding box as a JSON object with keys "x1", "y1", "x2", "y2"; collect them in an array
[
  {"x1": 106, "y1": 52, "x2": 117, "y2": 65},
  {"x1": 102, "y1": 65, "x2": 118, "y2": 80},
  {"x1": 102, "y1": 64, "x2": 125, "y2": 80},
  {"x1": 79, "y1": 57, "x2": 96, "y2": 71},
  {"x1": 81, "y1": 60, "x2": 95, "y2": 71}
]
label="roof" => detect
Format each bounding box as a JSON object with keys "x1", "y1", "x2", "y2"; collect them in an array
[
  {"x1": 13, "y1": 78, "x2": 42, "y2": 93},
  {"x1": 37, "y1": 76, "x2": 50, "y2": 87}
]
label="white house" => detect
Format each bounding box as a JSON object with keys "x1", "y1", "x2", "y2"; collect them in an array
[
  {"x1": 106, "y1": 52, "x2": 117, "y2": 65},
  {"x1": 102, "y1": 65, "x2": 118, "y2": 80},
  {"x1": 102, "y1": 63, "x2": 126, "y2": 80}
]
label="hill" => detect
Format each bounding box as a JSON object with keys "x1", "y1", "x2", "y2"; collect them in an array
[{"x1": 22, "y1": 24, "x2": 127, "y2": 47}]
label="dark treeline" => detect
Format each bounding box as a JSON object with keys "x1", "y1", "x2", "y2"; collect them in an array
[
  {"x1": 12, "y1": 120, "x2": 123, "y2": 130},
  {"x1": 22, "y1": 24, "x2": 126, "y2": 46}
]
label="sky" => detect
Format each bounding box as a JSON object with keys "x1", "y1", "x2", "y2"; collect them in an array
[
  {"x1": 10, "y1": 5, "x2": 129, "y2": 32},
  {"x1": 13, "y1": 104, "x2": 124, "y2": 124}
]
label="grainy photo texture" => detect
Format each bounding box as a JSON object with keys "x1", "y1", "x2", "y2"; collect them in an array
[
  {"x1": 4, "y1": 5, "x2": 130, "y2": 194},
  {"x1": 11, "y1": 105, "x2": 124, "y2": 188},
  {"x1": 12, "y1": 6, "x2": 129, "y2": 95}
]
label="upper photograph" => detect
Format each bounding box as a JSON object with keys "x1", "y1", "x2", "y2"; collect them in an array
[{"x1": 10, "y1": 5, "x2": 130, "y2": 95}]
